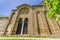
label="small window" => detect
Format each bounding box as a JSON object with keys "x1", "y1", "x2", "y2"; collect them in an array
[
  {"x1": 23, "y1": 18, "x2": 28, "y2": 34},
  {"x1": 16, "y1": 18, "x2": 22, "y2": 34}
]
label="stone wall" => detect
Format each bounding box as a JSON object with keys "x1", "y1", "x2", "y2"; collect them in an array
[
  {"x1": 1, "y1": 4, "x2": 60, "y2": 37},
  {"x1": 0, "y1": 17, "x2": 8, "y2": 36}
]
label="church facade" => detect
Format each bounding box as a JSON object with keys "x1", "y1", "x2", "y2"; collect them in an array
[{"x1": 0, "y1": 2, "x2": 60, "y2": 36}]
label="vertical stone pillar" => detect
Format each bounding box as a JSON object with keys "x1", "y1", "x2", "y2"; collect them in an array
[
  {"x1": 32, "y1": 11, "x2": 39, "y2": 36},
  {"x1": 21, "y1": 18, "x2": 24, "y2": 35},
  {"x1": 28, "y1": 12, "x2": 34, "y2": 36}
]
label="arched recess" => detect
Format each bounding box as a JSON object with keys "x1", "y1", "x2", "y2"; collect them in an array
[
  {"x1": 19, "y1": 7, "x2": 29, "y2": 14},
  {"x1": 36, "y1": 11, "x2": 40, "y2": 34},
  {"x1": 23, "y1": 18, "x2": 28, "y2": 34},
  {"x1": 33, "y1": 8, "x2": 51, "y2": 35},
  {"x1": 16, "y1": 18, "x2": 22, "y2": 34},
  {"x1": 17, "y1": 4, "x2": 32, "y2": 15},
  {"x1": 10, "y1": 4, "x2": 32, "y2": 36}
]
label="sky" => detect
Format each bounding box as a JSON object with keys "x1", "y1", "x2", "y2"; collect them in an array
[{"x1": 0, "y1": 0, "x2": 42, "y2": 16}]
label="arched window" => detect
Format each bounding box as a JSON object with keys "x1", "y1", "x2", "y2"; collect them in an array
[
  {"x1": 16, "y1": 18, "x2": 22, "y2": 34},
  {"x1": 23, "y1": 18, "x2": 28, "y2": 34}
]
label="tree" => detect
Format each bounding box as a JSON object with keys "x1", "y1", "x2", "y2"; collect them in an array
[{"x1": 44, "y1": 0, "x2": 60, "y2": 21}]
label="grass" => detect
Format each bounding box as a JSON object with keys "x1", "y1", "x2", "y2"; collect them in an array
[{"x1": 0, "y1": 36, "x2": 54, "y2": 40}]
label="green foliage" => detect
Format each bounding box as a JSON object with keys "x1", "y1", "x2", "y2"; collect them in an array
[{"x1": 44, "y1": 0, "x2": 60, "y2": 21}]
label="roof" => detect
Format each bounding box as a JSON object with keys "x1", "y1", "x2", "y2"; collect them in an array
[{"x1": 0, "y1": 16, "x2": 9, "y2": 19}]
